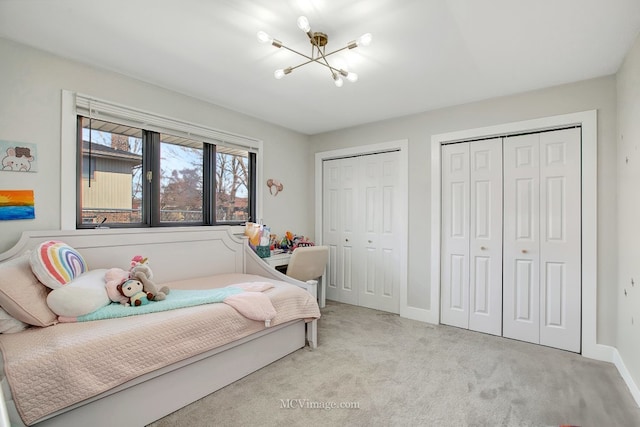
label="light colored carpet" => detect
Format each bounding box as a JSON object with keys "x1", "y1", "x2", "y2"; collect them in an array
[{"x1": 149, "y1": 301, "x2": 640, "y2": 426}]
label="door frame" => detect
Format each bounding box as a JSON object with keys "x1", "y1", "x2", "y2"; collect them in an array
[
  {"x1": 430, "y1": 110, "x2": 606, "y2": 359},
  {"x1": 314, "y1": 140, "x2": 409, "y2": 316}
]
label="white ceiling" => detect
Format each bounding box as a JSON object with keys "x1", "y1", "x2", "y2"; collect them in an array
[{"x1": 1, "y1": 0, "x2": 639, "y2": 135}]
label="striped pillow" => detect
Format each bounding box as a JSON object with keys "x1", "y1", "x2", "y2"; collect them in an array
[{"x1": 30, "y1": 240, "x2": 88, "y2": 289}]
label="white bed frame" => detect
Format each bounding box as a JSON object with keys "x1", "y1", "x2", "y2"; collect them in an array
[{"x1": 0, "y1": 226, "x2": 318, "y2": 427}]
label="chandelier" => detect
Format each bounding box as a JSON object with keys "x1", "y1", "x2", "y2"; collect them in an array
[{"x1": 257, "y1": 16, "x2": 372, "y2": 87}]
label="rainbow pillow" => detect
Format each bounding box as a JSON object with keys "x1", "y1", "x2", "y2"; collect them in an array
[{"x1": 30, "y1": 240, "x2": 88, "y2": 289}]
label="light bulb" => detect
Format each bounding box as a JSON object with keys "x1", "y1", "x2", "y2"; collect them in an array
[
  {"x1": 297, "y1": 16, "x2": 311, "y2": 32},
  {"x1": 346, "y1": 72, "x2": 358, "y2": 83},
  {"x1": 257, "y1": 31, "x2": 271, "y2": 44},
  {"x1": 357, "y1": 33, "x2": 372, "y2": 47},
  {"x1": 334, "y1": 75, "x2": 344, "y2": 87},
  {"x1": 274, "y1": 67, "x2": 292, "y2": 79}
]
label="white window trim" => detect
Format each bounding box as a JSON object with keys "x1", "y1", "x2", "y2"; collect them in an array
[{"x1": 60, "y1": 90, "x2": 263, "y2": 229}]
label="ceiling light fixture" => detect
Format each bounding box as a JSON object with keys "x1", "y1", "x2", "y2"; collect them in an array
[{"x1": 257, "y1": 16, "x2": 371, "y2": 87}]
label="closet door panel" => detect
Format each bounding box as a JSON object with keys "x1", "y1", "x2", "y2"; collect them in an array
[
  {"x1": 469, "y1": 139, "x2": 503, "y2": 336},
  {"x1": 359, "y1": 151, "x2": 400, "y2": 313},
  {"x1": 539, "y1": 128, "x2": 581, "y2": 352},
  {"x1": 379, "y1": 153, "x2": 401, "y2": 313},
  {"x1": 323, "y1": 160, "x2": 341, "y2": 301},
  {"x1": 503, "y1": 134, "x2": 540, "y2": 345},
  {"x1": 440, "y1": 143, "x2": 470, "y2": 329},
  {"x1": 340, "y1": 161, "x2": 359, "y2": 305},
  {"x1": 323, "y1": 158, "x2": 358, "y2": 305}
]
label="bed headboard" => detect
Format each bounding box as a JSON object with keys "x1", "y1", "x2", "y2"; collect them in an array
[{"x1": 0, "y1": 226, "x2": 247, "y2": 283}]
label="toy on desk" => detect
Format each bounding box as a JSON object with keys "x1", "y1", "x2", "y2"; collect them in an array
[
  {"x1": 245, "y1": 222, "x2": 262, "y2": 246},
  {"x1": 277, "y1": 231, "x2": 314, "y2": 251},
  {"x1": 279, "y1": 231, "x2": 294, "y2": 250}
]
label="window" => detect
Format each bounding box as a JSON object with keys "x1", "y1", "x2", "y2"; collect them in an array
[
  {"x1": 216, "y1": 147, "x2": 251, "y2": 222},
  {"x1": 77, "y1": 116, "x2": 256, "y2": 228},
  {"x1": 158, "y1": 134, "x2": 204, "y2": 223}
]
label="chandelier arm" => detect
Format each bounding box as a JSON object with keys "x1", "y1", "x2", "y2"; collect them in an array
[
  {"x1": 280, "y1": 43, "x2": 349, "y2": 62},
  {"x1": 288, "y1": 59, "x2": 314, "y2": 71},
  {"x1": 307, "y1": 35, "x2": 338, "y2": 78},
  {"x1": 281, "y1": 45, "x2": 315, "y2": 62},
  {"x1": 307, "y1": 39, "x2": 339, "y2": 80},
  {"x1": 281, "y1": 45, "x2": 341, "y2": 73},
  {"x1": 314, "y1": 46, "x2": 350, "y2": 74},
  {"x1": 288, "y1": 58, "x2": 339, "y2": 74},
  {"x1": 322, "y1": 45, "x2": 350, "y2": 58}
]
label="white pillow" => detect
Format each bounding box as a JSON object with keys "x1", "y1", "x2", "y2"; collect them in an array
[{"x1": 46, "y1": 269, "x2": 111, "y2": 317}]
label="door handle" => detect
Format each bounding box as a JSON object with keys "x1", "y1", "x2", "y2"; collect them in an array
[
  {"x1": 521, "y1": 249, "x2": 528, "y2": 254},
  {"x1": 345, "y1": 238, "x2": 349, "y2": 242},
  {"x1": 368, "y1": 240, "x2": 372, "y2": 244},
  {"x1": 480, "y1": 246, "x2": 487, "y2": 250}
]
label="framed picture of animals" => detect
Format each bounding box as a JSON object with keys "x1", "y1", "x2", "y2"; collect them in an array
[{"x1": 1, "y1": 140, "x2": 38, "y2": 172}]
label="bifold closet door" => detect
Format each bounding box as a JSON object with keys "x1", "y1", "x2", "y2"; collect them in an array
[
  {"x1": 502, "y1": 128, "x2": 581, "y2": 352},
  {"x1": 441, "y1": 139, "x2": 503, "y2": 335},
  {"x1": 323, "y1": 152, "x2": 401, "y2": 313}
]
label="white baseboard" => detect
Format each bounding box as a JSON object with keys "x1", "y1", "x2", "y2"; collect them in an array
[
  {"x1": 611, "y1": 347, "x2": 640, "y2": 408},
  {"x1": 589, "y1": 343, "x2": 640, "y2": 408},
  {"x1": 582, "y1": 342, "x2": 615, "y2": 362},
  {"x1": 551, "y1": 341, "x2": 640, "y2": 408},
  {"x1": 585, "y1": 343, "x2": 640, "y2": 407}
]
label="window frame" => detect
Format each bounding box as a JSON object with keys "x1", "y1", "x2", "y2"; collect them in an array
[{"x1": 65, "y1": 91, "x2": 262, "y2": 230}]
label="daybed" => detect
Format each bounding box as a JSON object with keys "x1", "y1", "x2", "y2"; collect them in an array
[{"x1": 0, "y1": 227, "x2": 320, "y2": 427}]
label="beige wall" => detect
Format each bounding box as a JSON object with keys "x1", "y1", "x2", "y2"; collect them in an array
[
  {"x1": 0, "y1": 37, "x2": 313, "y2": 252},
  {"x1": 310, "y1": 76, "x2": 619, "y2": 347},
  {"x1": 616, "y1": 33, "x2": 640, "y2": 392}
]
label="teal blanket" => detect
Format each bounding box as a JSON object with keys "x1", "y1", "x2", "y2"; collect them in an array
[{"x1": 68, "y1": 287, "x2": 244, "y2": 322}]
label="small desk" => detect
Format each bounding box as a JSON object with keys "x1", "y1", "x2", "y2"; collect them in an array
[{"x1": 263, "y1": 252, "x2": 291, "y2": 271}]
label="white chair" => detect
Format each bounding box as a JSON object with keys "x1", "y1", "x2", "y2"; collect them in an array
[{"x1": 286, "y1": 246, "x2": 329, "y2": 308}]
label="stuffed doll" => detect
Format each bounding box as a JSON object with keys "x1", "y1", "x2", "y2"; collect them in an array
[
  {"x1": 117, "y1": 279, "x2": 152, "y2": 307},
  {"x1": 104, "y1": 268, "x2": 131, "y2": 305},
  {"x1": 129, "y1": 256, "x2": 170, "y2": 301}
]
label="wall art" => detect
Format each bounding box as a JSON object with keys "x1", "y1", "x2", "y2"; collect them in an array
[
  {"x1": 0, "y1": 190, "x2": 35, "y2": 220},
  {"x1": 1, "y1": 140, "x2": 38, "y2": 172},
  {"x1": 266, "y1": 178, "x2": 283, "y2": 196}
]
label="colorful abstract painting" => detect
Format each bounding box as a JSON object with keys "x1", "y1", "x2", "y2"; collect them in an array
[
  {"x1": 0, "y1": 190, "x2": 35, "y2": 220},
  {"x1": 0, "y1": 140, "x2": 38, "y2": 172}
]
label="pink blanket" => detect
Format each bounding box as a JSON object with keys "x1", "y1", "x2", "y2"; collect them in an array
[{"x1": 224, "y1": 282, "x2": 277, "y2": 325}]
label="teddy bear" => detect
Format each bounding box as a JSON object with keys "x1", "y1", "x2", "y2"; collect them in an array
[
  {"x1": 117, "y1": 278, "x2": 152, "y2": 307},
  {"x1": 129, "y1": 256, "x2": 170, "y2": 301}
]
